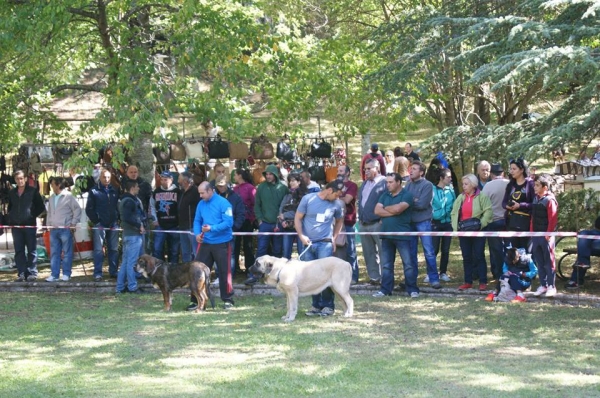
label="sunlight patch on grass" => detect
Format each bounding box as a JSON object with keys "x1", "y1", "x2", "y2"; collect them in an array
[
  {"x1": 536, "y1": 372, "x2": 600, "y2": 386},
  {"x1": 63, "y1": 338, "x2": 123, "y2": 349},
  {"x1": 493, "y1": 346, "x2": 552, "y2": 357}
]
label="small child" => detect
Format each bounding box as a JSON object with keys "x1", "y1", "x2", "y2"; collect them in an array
[
  {"x1": 485, "y1": 247, "x2": 538, "y2": 302},
  {"x1": 530, "y1": 174, "x2": 559, "y2": 297}
]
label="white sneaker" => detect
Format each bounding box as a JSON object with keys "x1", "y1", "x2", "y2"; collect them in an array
[
  {"x1": 46, "y1": 276, "x2": 59, "y2": 282},
  {"x1": 533, "y1": 286, "x2": 548, "y2": 297},
  {"x1": 211, "y1": 278, "x2": 219, "y2": 287},
  {"x1": 61, "y1": 275, "x2": 70, "y2": 282},
  {"x1": 440, "y1": 273, "x2": 451, "y2": 282},
  {"x1": 410, "y1": 291, "x2": 419, "y2": 298},
  {"x1": 545, "y1": 286, "x2": 557, "y2": 297},
  {"x1": 423, "y1": 275, "x2": 430, "y2": 283}
]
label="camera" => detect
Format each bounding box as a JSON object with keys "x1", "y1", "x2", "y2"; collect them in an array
[{"x1": 507, "y1": 200, "x2": 515, "y2": 207}]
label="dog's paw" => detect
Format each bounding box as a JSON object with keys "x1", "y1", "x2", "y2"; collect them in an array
[
  {"x1": 283, "y1": 317, "x2": 295, "y2": 323},
  {"x1": 343, "y1": 312, "x2": 353, "y2": 318}
]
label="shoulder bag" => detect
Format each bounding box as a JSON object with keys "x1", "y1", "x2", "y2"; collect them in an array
[
  {"x1": 183, "y1": 139, "x2": 205, "y2": 159},
  {"x1": 170, "y1": 141, "x2": 187, "y2": 161},
  {"x1": 207, "y1": 135, "x2": 230, "y2": 159},
  {"x1": 457, "y1": 197, "x2": 481, "y2": 232}
]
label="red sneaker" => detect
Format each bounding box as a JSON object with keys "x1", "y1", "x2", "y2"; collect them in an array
[
  {"x1": 511, "y1": 295, "x2": 527, "y2": 303},
  {"x1": 458, "y1": 283, "x2": 473, "y2": 291},
  {"x1": 484, "y1": 293, "x2": 496, "y2": 301},
  {"x1": 479, "y1": 283, "x2": 488, "y2": 291}
]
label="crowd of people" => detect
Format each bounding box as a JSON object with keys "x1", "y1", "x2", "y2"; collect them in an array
[{"x1": 4, "y1": 141, "x2": 597, "y2": 313}]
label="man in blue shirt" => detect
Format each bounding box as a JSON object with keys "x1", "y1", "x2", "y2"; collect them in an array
[
  {"x1": 295, "y1": 180, "x2": 344, "y2": 317},
  {"x1": 189, "y1": 181, "x2": 234, "y2": 310},
  {"x1": 373, "y1": 173, "x2": 418, "y2": 297}
]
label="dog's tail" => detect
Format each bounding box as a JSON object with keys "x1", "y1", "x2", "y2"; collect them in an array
[{"x1": 205, "y1": 268, "x2": 215, "y2": 309}]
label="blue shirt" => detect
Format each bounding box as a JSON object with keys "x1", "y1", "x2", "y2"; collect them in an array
[
  {"x1": 193, "y1": 193, "x2": 233, "y2": 244},
  {"x1": 297, "y1": 193, "x2": 343, "y2": 241}
]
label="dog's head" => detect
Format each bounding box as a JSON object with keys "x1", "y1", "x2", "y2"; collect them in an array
[
  {"x1": 249, "y1": 255, "x2": 278, "y2": 278},
  {"x1": 136, "y1": 254, "x2": 160, "y2": 277}
]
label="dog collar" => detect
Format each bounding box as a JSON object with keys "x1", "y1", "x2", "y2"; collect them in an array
[
  {"x1": 151, "y1": 262, "x2": 164, "y2": 277},
  {"x1": 276, "y1": 268, "x2": 282, "y2": 284}
]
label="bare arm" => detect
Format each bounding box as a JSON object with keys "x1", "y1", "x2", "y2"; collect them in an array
[{"x1": 294, "y1": 211, "x2": 310, "y2": 246}]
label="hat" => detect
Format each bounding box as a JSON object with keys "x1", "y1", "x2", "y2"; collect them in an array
[
  {"x1": 371, "y1": 143, "x2": 379, "y2": 151},
  {"x1": 215, "y1": 175, "x2": 227, "y2": 187},
  {"x1": 160, "y1": 171, "x2": 173, "y2": 179},
  {"x1": 490, "y1": 163, "x2": 504, "y2": 174}
]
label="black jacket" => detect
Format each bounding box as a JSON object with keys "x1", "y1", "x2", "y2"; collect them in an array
[
  {"x1": 7, "y1": 185, "x2": 45, "y2": 226},
  {"x1": 178, "y1": 184, "x2": 200, "y2": 230},
  {"x1": 218, "y1": 188, "x2": 245, "y2": 231}
]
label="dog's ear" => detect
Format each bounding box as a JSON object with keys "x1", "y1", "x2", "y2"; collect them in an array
[
  {"x1": 264, "y1": 259, "x2": 274, "y2": 275},
  {"x1": 143, "y1": 255, "x2": 156, "y2": 273}
]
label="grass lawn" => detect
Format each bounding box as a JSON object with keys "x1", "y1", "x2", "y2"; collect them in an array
[{"x1": 1, "y1": 292, "x2": 599, "y2": 398}]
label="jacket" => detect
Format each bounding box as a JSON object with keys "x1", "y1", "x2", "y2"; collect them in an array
[
  {"x1": 432, "y1": 185, "x2": 455, "y2": 224},
  {"x1": 150, "y1": 184, "x2": 181, "y2": 229},
  {"x1": 193, "y1": 193, "x2": 233, "y2": 244},
  {"x1": 254, "y1": 164, "x2": 289, "y2": 224},
  {"x1": 404, "y1": 178, "x2": 434, "y2": 223},
  {"x1": 120, "y1": 176, "x2": 152, "y2": 212},
  {"x1": 46, "y1": 191, "x2": 82, "y2": 227},
  {"x1": 7, "y1": 185, "x2": 45, "y2": 226},
  {"x1": 233, "y1": 182, "x2": 256, "y2": 222},
  {"x1": 178, "y1": 184, "x2": 200, "y2": 230},
  {"x1": 85, "y1": 183, "x2": 119, "y2": 227},
  {"x1": 119, "y1": 193, "x2": 146, "y2": 237},
  {"x1": 357, "y1": 175, "x2": 386, "y2": 224},
  {"x1": 218, "y1": 188, "x2": 245, "y2": 231},
  {"x1": 451, "y1": 190, "x2": 493, "y2": 231}
]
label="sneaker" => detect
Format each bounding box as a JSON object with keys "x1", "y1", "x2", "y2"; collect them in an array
[
  {"x1": 484, "y1": 293, "x2": 496, "y2": 302},
  {"x1": 575, "y1": 263, "x2": 591, "y2": 269},
  {"x1": 423, "y1": 275, "x2": 430, "y2": 283},
  {"x1": 431, "y1": 282, "x2": 442, "y2": 290},
  {"x1": 372, "y1": 291, "x2": 390, "y2": 298},
  {"x1": 129, "y1": 288, "x2": 144, "y2": 294},
  {"x1": 565, "y1": 281, "x2": 581, "y2": 289},
  {"x1": 533, "y1": 286, "x2": 548, "y2": 297},
  {"x1": 305, "y1": 307, "x2": 322, "y2": 317},
  {"x1": 187, "y1": 302, "x2": 199, "y2": 311},
  {"x1": 244, "y1": 276, "x2": 258, "y2": 286},
  {"x1": 94, "y1": 276, "x2": 103, "y2": 282},
  {"x1": 211, "y1": 277, "x2": 220, "y2": 287},
  {"x1": 15, "y1": 274, "x2": 25, "y2": 282},
  {"x1": 26, "y1": 275, "x2": 37, "y2": 282},
  {"x1": 545, "y1": 285, "x2": 557, "y2": 297},
  {"x1": 319, "y1": 307, "x2": 334, "y2": 317},
  {"x1": 458, "y1": 283, "x2": 473, "y2": 291},
  {"x1": 61, "y1": 275, "x2": 70, "y2": 282},
  {"x1": 511, "y1": 295, "x2": 527, "y2": 303},
  {"x1": 410, "y1": 291, "x2": 419, "y2": 298},
  {"x1": 224, "y1": 301, "x2": 234, "y2": 309},
  {"x1": 479, "y1": 283, "x2": 488, "y2": 291},
  {"x1": 46, "y1": 276, "x2": 59, "y2": 282},
  {"x1": 440, "y1": 273, "x2": 451, "y2": 282}
]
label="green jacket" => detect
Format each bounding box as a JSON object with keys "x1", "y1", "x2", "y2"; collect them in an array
[
  {"x1": 254, "y1": 165, "x2": 289, "y2": 223},
  {"x1": 451, "y1": 190, "x2": 493, "y2": 231}
]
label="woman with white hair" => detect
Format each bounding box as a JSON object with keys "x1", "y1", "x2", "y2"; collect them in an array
[{"x1": 451, "y1": 174, "x2": 493, "y2": 291}]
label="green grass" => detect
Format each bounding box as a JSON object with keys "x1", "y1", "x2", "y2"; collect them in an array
[{"x1": 1, "y1": 292, "x2": 599, "y2": 397}]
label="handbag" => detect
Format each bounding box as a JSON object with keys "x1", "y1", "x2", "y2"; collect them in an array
[
  {"x1": 325, "y1": 159, "x2": 338, "y2": 182},
  {"x1": 276, "y1": 141, "x2": 295, "y2": 161},
  {"x1": 170, "y1": 141, "x2": 187, "y2": 161},
  {"x1": 153, "y1": 146, "x2": 171, "y2": 165},
  {"x1": 207, "y1": 135, "x2": 230, "y2": 159},
  {"x1": 252, "y1": 161, "x2": 266, "y2": 186},
  {"x1": 308, "y1": 165, "x2": 326, "y2": 182},
  {"x1": 250, "y1": 135, "x2": 274, "y2": 159},
  {"x1": 229, "y1": 142, "x2": 249, "y2": 159},
  {"x1": 310, "y1": 140, "x2": 332, "y2": 158},
  {"x1": 458, "y1": 217, "x2": 481, "y2": 232},
  {"x1": 508, "y1": 211, "x2": 531, "y2": 231},
  {"x1": 183, "y1": 139, "x2": 204, "y2": 159},
  {"x1": 335, "y1": 232, "x2": 346, "y2": 247}
]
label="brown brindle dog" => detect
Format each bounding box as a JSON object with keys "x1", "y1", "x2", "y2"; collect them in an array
[{"x1": 136, "y1": 254, "x2": 215, "y2": 312}]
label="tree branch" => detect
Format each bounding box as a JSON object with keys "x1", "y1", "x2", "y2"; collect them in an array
[{"x1": 49, "y1": 82, "x2": 107, "y2": 95}]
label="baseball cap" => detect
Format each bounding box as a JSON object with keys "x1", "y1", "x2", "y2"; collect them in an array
[
  {"x1": 160, "y1": 171, "x2": 173, "y2": 179},
  {"x1": 371, "y1": 143, "x2": 379, "y2": 151}
]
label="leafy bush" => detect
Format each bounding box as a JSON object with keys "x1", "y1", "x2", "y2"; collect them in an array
[{"x1": 555, "y1": 188, "x2": 600, "y2": 231}]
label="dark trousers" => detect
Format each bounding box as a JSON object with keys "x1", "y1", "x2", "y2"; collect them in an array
[
  {"x1": 431, "y1": 222, "x2": 452, "y2": 274},
  {"x1": 12, "y1": 227, "x2": 38, "y2": 277},
  {"x1": 234, "y1": 219, "x2": 255, "y2": 272},
  {"x1": 195, "y1": 241, "x2": 234, "y2": 303},
  {"x1": 459, "y1": 236, "x2": 487, "y2": 284},
  {"x1": 485, "y1": 219, "x2": 506, "y2": 279},
  {"x1": 531, "y1": 236, "x2": 555, "y2": 287}
]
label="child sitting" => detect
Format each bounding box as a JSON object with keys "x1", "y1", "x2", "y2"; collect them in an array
[{"x1": 485, "y1": 247, "x2": 538, "y2": 303}]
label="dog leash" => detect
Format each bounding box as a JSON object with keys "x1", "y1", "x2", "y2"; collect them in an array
[{"x1": 297, "y1": 242, "x2": 312, "y2": 261}]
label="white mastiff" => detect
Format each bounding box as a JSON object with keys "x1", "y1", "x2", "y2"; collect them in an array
[{"x1": 249, "y1": 255, "x2": 354, "y2": 322}]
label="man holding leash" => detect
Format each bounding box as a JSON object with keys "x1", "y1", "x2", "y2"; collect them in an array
[
  {"x1": 190, "y1": 181, "x2": 235, "y2": 310},
  {"x1": 295, "y1": 180, "x2": 345, "y2": 317}
]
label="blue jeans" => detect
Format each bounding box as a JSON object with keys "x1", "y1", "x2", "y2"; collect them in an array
[
  {"x1": 179, "y1": 229, "x2": 197, "y2": 262},
  {"x1": 116, "y1": 235, "x2": 143, "y2": 292},
  {"x1": 256, "y1": 222, "x2": 283, "y2": 258},
  {"x1": 431, "y1": 221, "x2": 452, "y2": 274},
  {"x1": 12, "y1": 227, "x2": 38, "y2": 278},
  {"x1": 153, "y1": 226, "x2": 181, "y2": 263},
  {"x1": 93, "y1": 225, "x2": 119, "y2": 278},
  {"x1": 50, "y1": 228, "x2": 74, "y2": 278},
  {"x1": 410, "y1": 220, "x2": 439, "y2": 283},
  {"x1": 485, "y1": 219, "x2": 506, "y2": 279},
  {"x1": 345, "y1": 224, "x2": 359, "y2": 282},
  {"x1": 459, "y1": 236, "x2": 487, "y2": 284},
  {"x1": 381, "y1": 238, "x2": 417, "y2": 295},
  {"x1": 301, "y1": 241, "x2": 334, "y2": 310},
  {"x1": 570, "y1": 230, "x2": 600, "y2": 283},
  {"x1": 281, "y1": 224, "x2": 303, "y2": 260}
]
